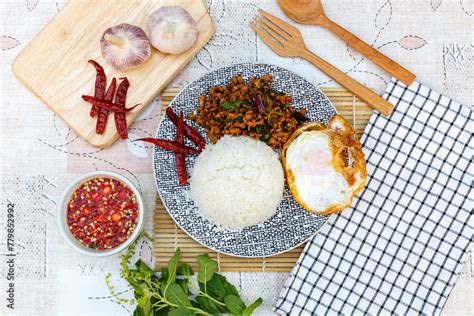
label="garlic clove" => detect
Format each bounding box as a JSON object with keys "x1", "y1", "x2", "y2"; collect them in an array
[
  {"x1": 148, "y1": 6, "x2": 199, "y2": 55},
  {"x1": 100, "y1": 23, "x2": 151, "y2": 71}
]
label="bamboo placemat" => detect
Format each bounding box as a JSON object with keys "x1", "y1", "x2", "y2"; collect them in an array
[{"x1": 154, "y1": 87, "x2": 372, "y2": 272}]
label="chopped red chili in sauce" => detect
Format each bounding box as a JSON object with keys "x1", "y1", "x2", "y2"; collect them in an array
[{"x1": 67, "y1": 177, "x2": 139, "y2": 250}]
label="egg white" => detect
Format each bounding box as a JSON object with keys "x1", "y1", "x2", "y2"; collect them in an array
[{"x1": 285, "y1": 131, "x2": 360, "y2": 212}]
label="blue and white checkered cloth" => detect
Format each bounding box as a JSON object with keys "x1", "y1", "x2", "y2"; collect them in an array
[{"x1": 274, "y1": 79, "x2": 473, "y2": 315}]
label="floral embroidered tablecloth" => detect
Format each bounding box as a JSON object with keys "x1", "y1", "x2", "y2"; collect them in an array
[{"x1": 1, "y1": 0, "x2": 472, "y2": 315}]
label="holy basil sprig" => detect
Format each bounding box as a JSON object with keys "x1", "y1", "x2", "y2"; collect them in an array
[{"x1": 106, "y1": 232, "x2": 263, "y2": 315}]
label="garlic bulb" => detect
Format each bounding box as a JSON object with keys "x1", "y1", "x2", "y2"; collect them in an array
[
  {"x1": 148, "y1": 6, "x2": 199, "y2": 55},
  {"x1": 100, "y1": 23, "x2": 151, "y2": 70}
]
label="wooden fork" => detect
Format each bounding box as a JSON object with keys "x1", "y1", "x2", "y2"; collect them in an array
[{"x1": 250, "y1": 10, "x2": 394, "y2": 116}]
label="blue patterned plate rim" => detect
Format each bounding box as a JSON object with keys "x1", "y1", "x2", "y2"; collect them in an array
[{"x1": 153, "y1": 63, "x2": 337, "y2": 258}]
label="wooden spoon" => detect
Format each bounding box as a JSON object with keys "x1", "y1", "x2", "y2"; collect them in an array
[{"x1": 277, "y1": 0, "x2": 416, "y2": 86}]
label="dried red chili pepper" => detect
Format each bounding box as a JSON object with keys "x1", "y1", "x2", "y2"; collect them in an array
[
  {"x1": 165, "y1": 107, "x2": 206, "y2": 150},
  {"x1": 176, "y1": 112, "x2": 187, "y2": 186},
  {"x1": 88, "y1": 60, "x2": 107, "y2": 117},
  {"x1": 95, "y1": 78, "x2": 116, "y2": 135},
  {"x1": 81, "y1": 95, "x2": 139, "y2": 113},
  {"x1": 114, "y1": 78, "x2": 130, "y2": 140},
  {"x1": 85, "y1": 61, "x2": 138, "y2": 139},
  {"x1": 255, "y1": 92, "x2": 265, "y2": 113},
  {"x1": 135, "y1": 138, "x2": 201, "y2": 155}
]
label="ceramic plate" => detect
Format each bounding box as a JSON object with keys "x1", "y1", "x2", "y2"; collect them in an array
[{"x1": 153, "y1": 63, "x2": 337, "y2": 257}]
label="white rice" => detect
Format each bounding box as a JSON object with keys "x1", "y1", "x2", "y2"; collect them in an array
[{"x1": 190, "y1": 135, "x2": 284, "y2": 229}]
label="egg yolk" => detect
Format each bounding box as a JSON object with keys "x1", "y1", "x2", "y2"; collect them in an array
[{"x1": 302, "y1": 148, "x2": 332, "y2": 175}]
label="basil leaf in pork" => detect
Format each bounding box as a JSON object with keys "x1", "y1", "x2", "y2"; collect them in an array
[{"x1": 221, "y1": 100, "x2": 245, "y2": 110}]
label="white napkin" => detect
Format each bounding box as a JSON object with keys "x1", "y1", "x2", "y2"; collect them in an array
[{"x1": 274, "y1": 79, "x2": 473, "y2": 315}]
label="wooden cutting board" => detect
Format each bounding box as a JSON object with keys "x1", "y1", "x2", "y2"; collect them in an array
[{"x1": 12, "y1": 0, "x2": 214, "y2": 147}]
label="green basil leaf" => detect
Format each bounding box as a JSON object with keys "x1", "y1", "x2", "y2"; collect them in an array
[
  {"x1": 175, "y1": 279, "x2": 189, "y2": 296},
  {"x1": 137, "y1": 296, "x2": 152, "y2": 316},
  {"x1": 217, "y1": 303, "x2": 230, "y2": 313},
  {"x1": 133, "y1": 305, "x2": 146, "y2": 316},
  {"x1": 221, "y1": 100, "x2": 245, "y2": 110},
  {"x1": 195, "y1": 295, "x2": 220, "y2": 314},
  {"x1": 201, "y1": 272, "x2": 239, "y2": 297},
  {"x1": 220, "y1": 101, "x2": 235, "y2": 110},
  {"x1": 224, "y1": 295, "x2": 246, "y2": 314},
  {"x1": 135, "y1": 259, "x2": 155, "y2": 278},
  {"x1": 153, "y1": 307, "x2": 171, "y2": 316},
  {"x1": 199, "y1": 273, "x2": 226, "y2": 301},
  {"x1": 137, "y1": 295, "x2": 148, "y2": 307},
  {"x1": 160, "y1": 267, "x2": 169, "y2": 283},
  {"x1": 197, "y1": 254, "x2": 218, "y2": 283},
  {"x1": 168, "y1": 306, "x2": 194, "y2": 316},
  {"x1": 133, "y1": 290, "x2": 142, "y2": 300},
  {"x1": 190, "y1": 300, "x2": 201, "y2": 309},
  {"x1": 216, "y1": 116, "x2": 244, "y2": 123},
  {"x1": 149, "y1": 295, "x2": 159, "y2": 305},
  {"x1": 224, "y1": 279, "x2": 240, "y2": 297},
  {"x1": 243, "y1": 297, "x2": 263, "y2": 316},
  {"x1": 167, "y1": 249, "x2": 180, "y2": 285},
  {"x1": 126, "y1": 277, "x2": 144, "y2": 295},
  {"x1": 234, "y1": 100, "x2": 244, "y2": 107},
  {"x1": 143, "y1": 302, "x2": 153, "y2": 316},
  {"x1": 164, "y1": 283, "x2": 192, "y2": 307},
  {"x1": 177, "y1": 263, "x2": 194, "y2": 276},
  {"x1": 150, "y1": 275, "x2": 161, "y2": 287}
]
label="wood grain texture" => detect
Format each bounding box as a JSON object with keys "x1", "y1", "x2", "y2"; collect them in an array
[
  {"x1": 12, "y1": 0, "x2": 214, "y2": 148},
  {"x1": 321, "y1": 18, "x2": 416, "y2": 86},
  {"x1": 277, "y1": 0, "x2": 327, "y2": 25},
  {"x1": 302, "y1": 51, "x2": 395, "y2": 116},
  {"x1": 277, "y1": 0, "x2": 416, "y2": 86},
  {"x1": 252, "y1": 10, "x2": 395, "y2": 116},
  {"x1": 154, "y1": 87, "x2": 372, "y2": 272}
]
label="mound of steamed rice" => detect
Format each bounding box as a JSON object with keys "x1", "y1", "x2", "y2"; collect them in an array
[{"x1": 190, "y1": 135, "x2": 284, "y2": 229}]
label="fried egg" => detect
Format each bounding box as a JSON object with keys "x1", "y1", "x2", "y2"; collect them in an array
[{"x1": 282, "y1": 115, "x2": 367, "y2": 215}]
